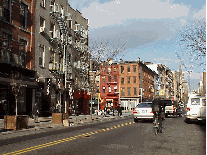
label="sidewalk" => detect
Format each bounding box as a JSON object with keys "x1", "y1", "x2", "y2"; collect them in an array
[{"x1": 0, "y1": 111, "x2": 132, "y2": 140}]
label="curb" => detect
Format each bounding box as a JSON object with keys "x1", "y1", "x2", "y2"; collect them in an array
[{"x1": 0, "y1": 114, "x2": 132, "y2": 136}]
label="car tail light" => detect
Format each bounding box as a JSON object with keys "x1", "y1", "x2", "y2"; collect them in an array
[
  {"x1": 133, "y1": 111, "x2": 137, "y2": 113},
  {"x1": 150, "y1": 111, "x2": 153, "y2": 113},
  {"x1": 173, "y1": 105, "x2": 175, "y2": 111},
  {"x1": 187, "y1": 107, "x2": 190, "y2": 111}
]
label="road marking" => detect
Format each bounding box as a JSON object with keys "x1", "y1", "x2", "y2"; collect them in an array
[{"x1": 3, "y1": 121, "x2": 134, "y2": 155}]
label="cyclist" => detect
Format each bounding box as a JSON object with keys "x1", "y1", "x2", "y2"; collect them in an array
[{"x1": 152, "y1": 98, "x2": 164, "y2": 133}]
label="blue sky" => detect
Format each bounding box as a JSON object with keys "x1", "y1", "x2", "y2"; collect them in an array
[{"x1": 68, "y1": 0, "x2": 206, "y2": 86}]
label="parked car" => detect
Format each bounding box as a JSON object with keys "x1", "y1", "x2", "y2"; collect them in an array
[
  {"x1": 133, "y1": 102, "x2": 165, "y2": 122},
  {"x1": 185, "y1": 94, "x2": 206, "y2": 123}
]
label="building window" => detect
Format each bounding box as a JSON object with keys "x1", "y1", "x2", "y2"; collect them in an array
[
  {"x1": 121, "y1": 77, "x2": 124, "y2": 85},
  {"x1": 134, "y1": 87, "x2": 137, "y2": 96},
  {"x1": 114, "y1": 67, "x2": 117, "y2": 72},
  {"x1": 40, "y1": 16, "x2": 45, "y2": 28},
  {"x1": 121, "y1": 87, "x2": 125, "y2": 96},
  {"x1": 40, "y1": 16, "x2": 45, "y2": 33},
  {"x1": 39, "y1": 45, "x2": 45, "y2": 67},
  {"x1": 114, "y1": 75, "x2": 117, "y2": 82},
  {"x1": 108, "y1": 67, "x2": 111, "y2": 72},
  {"x1": 121, "y1": 66, "x2": 124, "y2": 73},
  {"x1": 40, "y1": 0, "x2": 46, "y2": 8},
  {"x1": 108, "y1": 87, "x2": 111, "y2": 93},
  {"x1": 127, "y1": 77, "x2": 130, "y2": 84},
  {"x1": 20, "y1": 3, "x2": 28, "y2": 29},
  {"x1": 133, "y1": 65, "x2": 136, "y2": 73},
  {"x1": 102, "y1": 67, "x2": 105, "y2": 72},
  {"x1": 127, "y1": 87, "x2": 131, "y2": 96},
  {"x1": 102, "y1": 76, "x2": 105, "y2": 82},
  {"x1": 1, "y1": 32, "x2": 11, "y2": 61},
  {"x1": 108, "y1": 76, "x2": 111, "y2": 82},
  {"x1": 3, "y1": 0, "x2": 11, "y2": 22},
  {"x1": 19, "y1": 39, "x2": 27, "y2": 67},
  {"x1": 50, "y1": 23, "x2": 55, "y2": 38},
  {"x1": 102, "y1": 87, "x2": 105, "y2": 93},
  {"x1": 127, "y1": 66, "x2": 130, "y2": 72},
  {"x1": 69, "y1": 20, "x2": 72, "y2": 29},
  {"x1": 133, "y1": 76, "x2": 136, "y2": 84},
  {"x1": 114, "y1": 86, "x2": 117, "y2": 92}
]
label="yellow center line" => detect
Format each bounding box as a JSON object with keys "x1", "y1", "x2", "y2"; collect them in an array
[{"x1": 3, "y1": 121, "x2": 134, "y2": 155}]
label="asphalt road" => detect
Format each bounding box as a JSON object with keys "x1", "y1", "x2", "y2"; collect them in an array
[{"x1": 0, "y1": 115, "x2": 206, "y2": 155}]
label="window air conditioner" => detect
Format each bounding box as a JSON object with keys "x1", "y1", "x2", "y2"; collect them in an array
[{"x1": 40, "y1": 27, "x2": 45, "y2": 33}]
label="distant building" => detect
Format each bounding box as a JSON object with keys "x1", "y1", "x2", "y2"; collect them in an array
[
  {"x1": 119, "y1": 59, "x2": 157, "y2": 110},
  {"x1": 99, "y1": 59, "x2": 119, "y2": 110}
]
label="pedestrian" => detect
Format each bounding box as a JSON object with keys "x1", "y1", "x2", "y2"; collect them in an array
[
  {"x1": 33, "y1": 103, "x2": 39, "y2": 123},
  {"x1": 117, "y1": 104, "x2": 122, "y2": 116},
  {"x1": 110, "y1": 106, "x2": 114, "y2": 116}
]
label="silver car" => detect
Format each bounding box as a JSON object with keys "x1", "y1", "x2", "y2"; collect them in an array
[{"x1": 133, "y1": 102, "x2": 154, "y2": 122}]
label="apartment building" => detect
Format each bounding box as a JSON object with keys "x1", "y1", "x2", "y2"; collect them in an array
[
  {"x1": 119, "y1": 59, "x2": 157, "y2": 110},
  {"x1": 147, "y1": 62, "x2": 174, "y2": 100},
  {"x1": 99, "y1": 60, "x2": 119, "y2": 110},
  {"x1": 35, "y1": 0, "x2": 90, "y2": 116},
  {"x1": 0, "y1": 0, "x2": 36, "y2": 117}
]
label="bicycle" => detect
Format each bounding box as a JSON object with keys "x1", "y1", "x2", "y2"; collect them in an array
[{"x1": 153, "y1": 111, "x2": 163, "y2": 135}]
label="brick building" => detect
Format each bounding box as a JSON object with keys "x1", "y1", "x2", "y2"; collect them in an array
[
  {"x1": 99, "y1": 60, "x2": 119, "y2": 110},
  {"x1": 0, "y1": 0, "x2": 36, "y2": 117},
  {"x1": 119, "y1": 59, "x2": 157, "y2": 110}
]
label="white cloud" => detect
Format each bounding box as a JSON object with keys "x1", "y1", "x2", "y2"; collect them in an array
[
  {"x1": 193, "y1": 5, "x2": 206, "y2": 19},
  {"x1": 82, "y1": 0, "x2": 190, "y2": 29}
]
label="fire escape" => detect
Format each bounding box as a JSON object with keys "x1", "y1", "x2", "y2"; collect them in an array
[{"x1": 49, "y1": 3, "x2": 89, "y2": 112}]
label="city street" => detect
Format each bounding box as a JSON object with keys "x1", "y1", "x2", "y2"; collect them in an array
[{"x1": 0, "y1": 115, "x2": 205, "y2": 155}]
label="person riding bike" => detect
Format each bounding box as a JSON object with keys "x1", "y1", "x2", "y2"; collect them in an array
[{"x1": 152, "y1": 98, "x2": 164, "y2": 133}]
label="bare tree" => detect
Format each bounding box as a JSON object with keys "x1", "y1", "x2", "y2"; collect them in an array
[
  {"x1": 88, "y1": 40, "x2": 126, "y2": 118},
  {"x1": 177, "y1": 18, "x2": 206, "y2": 68}
]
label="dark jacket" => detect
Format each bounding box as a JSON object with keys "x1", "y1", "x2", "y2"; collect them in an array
[
  {"x1": 33, "y1": 105, "x2": 39, "y2": 115},
  {"x1": 117, "y1": 105, "x2": 122, "y2": 112},
  {"x1": 152, "y1": 99, "x2": 164, "y2": 114}
]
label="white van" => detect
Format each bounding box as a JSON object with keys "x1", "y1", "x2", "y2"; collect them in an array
[{"x1": 185, "y1": 94, "x2": 206, "y2": 123}]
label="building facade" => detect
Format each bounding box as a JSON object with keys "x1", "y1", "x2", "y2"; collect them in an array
[
  {"x1": 99, "y1": 60, "x2": 119, "y2": 110},
  {"x1": 34, "y1": 0, "x2": 90, "y2": 116},
  {"x1": 119, "y1": 60, "x2": 156, "y2": 110},
  {"x1": 0, "y1": 0, "x2": 36, "y2": 117}
]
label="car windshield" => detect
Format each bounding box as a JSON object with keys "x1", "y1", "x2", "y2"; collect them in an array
[
  {"x1": 137, "y1": 103, "x2": 152, "y2": 108},
  {"x1": 191, "y1": 98, "x2": 200, "y2": 105}
]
